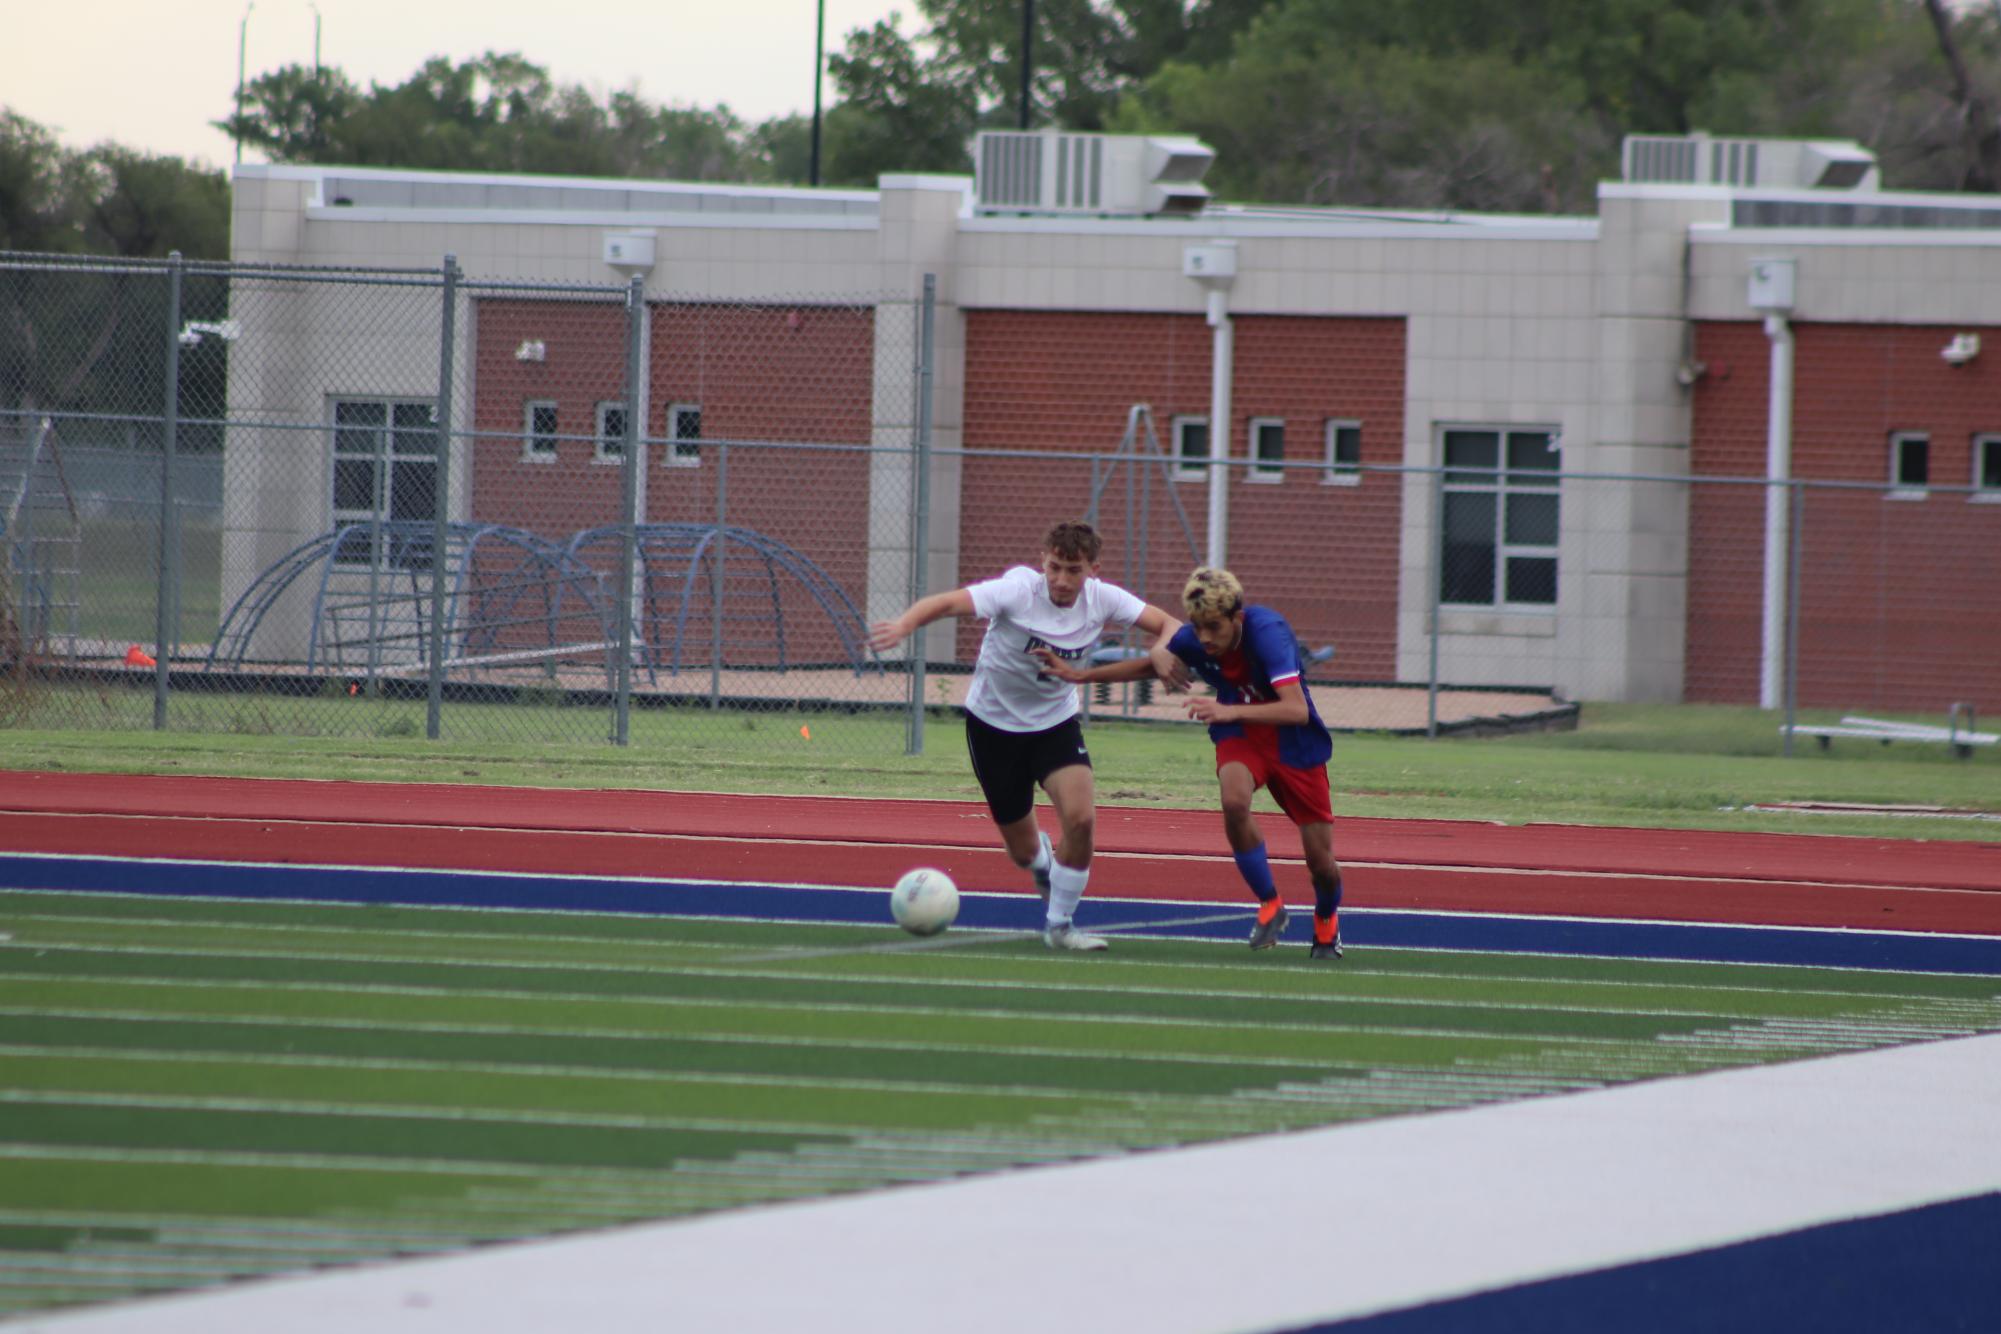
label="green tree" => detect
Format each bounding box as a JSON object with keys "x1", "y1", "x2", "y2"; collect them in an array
[
  {"x1": 224, "y1": 54, "x2": 764, "y2": 182},
  {"x1": 746, "y1": 115, "x2": 814, "y2": 185},
  {"x1": 1112, "y1": 0, "x2": 1998, "y2": 210},
  {"x1": 216, "y1": 65, "x2": 361, "y2": 162},
  {"x1": 913, "y1": 0, "x2": 1274, "y2": 129},
  {"x1": 0, "y1": 111, "x2": 88, "y2": 253},
  {"x1": 81, "y1": 149, "x2": 230, "y2": 259},
  {"x1": 825, "y1": 18, "x2": 979, "y2": 183},
  {"x1": 0, "y1": 113, "x2": 229, "y2": 464},
  {"x1": 1123, "y1": 40, "x2": 1608, "y2": 211}
]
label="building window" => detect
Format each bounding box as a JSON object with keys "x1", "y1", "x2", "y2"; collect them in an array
[
  {"x1": 1889, "y1": 431, "x2": 1928, "y2": 497},
  {"x1": 1439, "y1": 426, "x2": 1559, "y2": 608},
  {"x1": 523, "y1": 401, "x2": 558, "y2": 462},
  {"x1": 1173, "y1": 416, "x2": 1209, "y2": 481},
  {"x1": 1249, "y1": 418, "x2": 1285, "y2": 483},
  {"x1": 1323, "y1": 420, "x2": 1362, "y2": 486},
  {"x1": 665, "y1": 402, "x2": 702, "y2": 467},
  {"x1": 331, "y1": 398, "x2": 438, "y2": 568},
  {"x1": 1976, "y1": 435, "x2": 2001, "y2": 500},
  {"x1": 596, "y1": 401, "x2": 629, "y2": 464}
]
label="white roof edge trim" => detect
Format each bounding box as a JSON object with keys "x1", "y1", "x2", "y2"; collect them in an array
[
  {"x1": 1603, "y1": 178, "x2": 2001, "y2": 211},
  {"x1": 1687, "y1": 226, "x2": 2001, "y2": 248},
  {"x1": 957, "y1": 214, "x2": 1597, "y2": 242},
  {"x1": 878, "y1": 174, "x2": 975, "y2": 194},
  {"x1": 237, "y1": 161, "x2": 881, "y2": 206},
  {"x1": 301, "y1": 207, "x2": 879, "y2": 232}
]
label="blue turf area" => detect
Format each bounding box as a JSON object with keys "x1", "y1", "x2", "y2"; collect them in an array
[
  {"x1": 4, "y1": 852, "x2": 1999, "y2": 975},
  {"x1": 1303, "y1": 1191, "x2": 2001, "y2": 1334}
]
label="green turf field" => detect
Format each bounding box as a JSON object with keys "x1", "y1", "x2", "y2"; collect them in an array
[{"x1": 3, "y1": 888, "x2": 1998, "y2": 1317}]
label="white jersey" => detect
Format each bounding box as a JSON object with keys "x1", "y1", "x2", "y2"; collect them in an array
[{"x1": 963, "y1": 565, "x2": 1147, "y2": 732}]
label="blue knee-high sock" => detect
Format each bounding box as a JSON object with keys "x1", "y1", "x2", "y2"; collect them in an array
[
  {"x1": 1233, "y1": 843, "x2": 1278, "y2": 903},
  {"x1": 1314, "y1": 873, "x2": 1343, "y2": 921}
]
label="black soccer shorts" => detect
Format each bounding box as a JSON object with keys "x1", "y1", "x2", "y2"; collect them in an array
[{"x1": 964, "y1": 711, "x2": 1092, "y2": 825}]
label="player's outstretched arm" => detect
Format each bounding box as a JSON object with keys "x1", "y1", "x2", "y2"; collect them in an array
[
  {"x1": 1134, "y1": 604, "x2": 1191, "y2": 692},
  {"x1": 1030, "y1": 647, "x2": 1157, "y2": 685},
  {"x1": 867, "y1": 589, "x2": 976, "y2": 652}
]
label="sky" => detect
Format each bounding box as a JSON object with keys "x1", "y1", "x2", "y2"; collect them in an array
[{"x1": 3, "y1": 0, "x2": 910, "y2": 170}]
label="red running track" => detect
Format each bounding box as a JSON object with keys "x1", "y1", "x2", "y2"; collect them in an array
[{"x1": 3, "y1": 770, "x2": 1999, "y2": 935}]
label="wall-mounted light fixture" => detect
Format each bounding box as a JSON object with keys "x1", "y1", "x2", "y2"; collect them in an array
[
  {"x1": 178, "y1": 320, "x2": 242, "y2": 346},
  {"x1": 1941, "y1": 333, "x2": 1981, "y2": 367},
  {"x1": 515, "y1": 340, "x2": 547, "y2": 362}
]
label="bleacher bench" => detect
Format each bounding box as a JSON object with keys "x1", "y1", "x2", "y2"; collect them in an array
[{"x1": 1783, "y1": 714, "x2": 1996, "y2": 760}]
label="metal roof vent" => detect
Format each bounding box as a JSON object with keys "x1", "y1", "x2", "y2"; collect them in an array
[
  {"x1": 974, "y1": 131, "x2": 1214, "y2": 216},
  {"x1": 1621, "y1": 133, "x2": 1878, "y2": 190}
]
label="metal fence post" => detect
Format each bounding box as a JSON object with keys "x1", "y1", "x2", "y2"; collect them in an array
[
  {"x1": 152, "y1": 252, "x2": 183, "y2": 730},
  {"x1": 1783, "y1": 478, "x2": 1804, "y2": 757},
  {"x1": 906, "y1": 275, "x2": 937, "y2": 756},
  {"x1": 611, "y1": 273, "x2": 645, "y2": 745},
  {"x1": 710, "y1": 439, "x2": 728, "y2": 711},
  {"x1": 426, "y1": 255, "x2": 459, "y2": 741},
  {"x1": 1426, "y1": 465, "x2": 1444, "y2": 739}
]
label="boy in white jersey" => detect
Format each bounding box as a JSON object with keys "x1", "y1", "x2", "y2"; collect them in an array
[{"x1": 867, "y1": 521, "x2": 1185, "y2": 950}]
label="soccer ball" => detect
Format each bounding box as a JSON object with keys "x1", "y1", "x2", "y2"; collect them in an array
[{"x1": 890, "y1": 867, "x2": 959, "y2": 937}]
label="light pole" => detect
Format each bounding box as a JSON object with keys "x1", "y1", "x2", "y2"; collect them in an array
[
  {"x1": 234, "y1": 2, "x2": 255, "y2": 166},
  {"x1": 809, "y1": 0, "x2": 824, "y2": 186},
  {"x1": 1018, "y1": 0, "x2": 1035, "y2": 129},
  {"x1": 309, "y1": 0, "x2": 320, "y2": 74}
]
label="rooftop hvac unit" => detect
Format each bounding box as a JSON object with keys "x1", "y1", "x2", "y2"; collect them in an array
[
  {"x1": 1621, "y1": 133, "x2": 1878, "y2": 191},
  {"x1": 974, "y1": 131, "x2": 1214, "y2": 216}
]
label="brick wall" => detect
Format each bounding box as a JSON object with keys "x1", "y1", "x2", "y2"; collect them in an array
[
  {"x1": 469, "y1": 299, "x2": 878, "y2": 669},
  {"x1": 1688, "y1": 320, "x2": 2001, "y2": 710},
  {"x1": 959, "y1": 310, "x2": 1407, "y2": 680}
]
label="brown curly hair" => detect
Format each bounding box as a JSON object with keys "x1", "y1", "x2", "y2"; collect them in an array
[{"x1": 1042, "y1": 521, "x2": 1103, "y2": 563}]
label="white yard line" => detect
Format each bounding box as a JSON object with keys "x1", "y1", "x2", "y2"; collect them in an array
[{"x1": 21, "y1": 1032, "x2": 2001, "y2": 1334}]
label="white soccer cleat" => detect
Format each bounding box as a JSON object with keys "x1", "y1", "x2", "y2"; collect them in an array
[{"x1": 1042, "y1": 921, "x2": 1109, "y2": 952}]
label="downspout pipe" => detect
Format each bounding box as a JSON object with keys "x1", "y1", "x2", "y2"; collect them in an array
[
  {"x1": 1205, "y1": 286, "x2": 1232, "y2": 568},
  {"x1": 1760, "y1": 311, "x2": 1793, "y2": 711}
]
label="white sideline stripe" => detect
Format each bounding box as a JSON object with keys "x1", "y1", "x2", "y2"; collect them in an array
[
  {"x1": 25, "y1": 1032, "x2": 2001, "y2": 1334},
  {"x1": 11, "y1": 876, "x2": 2001, "y2": 957}
]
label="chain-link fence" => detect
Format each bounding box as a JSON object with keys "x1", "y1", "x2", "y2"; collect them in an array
[
  {"x1": 4, "y1": 249, "x2": 1996, "y2": 750},
  {"x1": 1, "y1": 252, "x2": 934, "y2": 751}
]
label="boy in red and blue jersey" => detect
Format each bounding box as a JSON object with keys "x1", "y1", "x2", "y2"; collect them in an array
[{"x1": 1037, "y1": 567, "x2": 1345, "y2": 959}]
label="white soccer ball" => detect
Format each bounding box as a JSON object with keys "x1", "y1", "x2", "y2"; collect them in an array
[{"x1": 890, "y1": 867, "x2": 960, "y2": 937}]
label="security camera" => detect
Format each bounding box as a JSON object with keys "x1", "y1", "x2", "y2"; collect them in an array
[{"x1": 1941, "y1": 333, "x2": 1981, "y2": 367}]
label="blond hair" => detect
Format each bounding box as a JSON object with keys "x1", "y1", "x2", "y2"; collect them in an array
[{"x1": 1182, "y1": 566, "x2": 1244, "y2": 619}]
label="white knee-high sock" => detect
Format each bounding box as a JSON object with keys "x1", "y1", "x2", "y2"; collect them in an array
[{"x1": 1047, "y1": 859, "x2": 1088, "y2": 927}]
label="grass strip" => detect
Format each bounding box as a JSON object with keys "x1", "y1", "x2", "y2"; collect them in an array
[
  {"x1": 0, "y1": 1053, "x2": 1134, "y2": 1132},
  {"x1": 14, "y1": 917, "x2": 1994, "y2": 1023},
  {"x1": 0, "y1": 1102, "x2": 833, "y2": 1172}
]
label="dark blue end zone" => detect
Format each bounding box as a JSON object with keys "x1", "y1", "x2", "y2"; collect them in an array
[
  {"x1": 1296, "y1": 1191, "x2": 2001, "y2": 1334},
  {"x1": 2, "y1": 853, "x2": 1998, "y2": 976}
]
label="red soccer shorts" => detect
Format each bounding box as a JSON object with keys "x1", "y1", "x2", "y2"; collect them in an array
[{"x1": 1215, "y1": 733, "x2": 1334, "y2": 826}]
